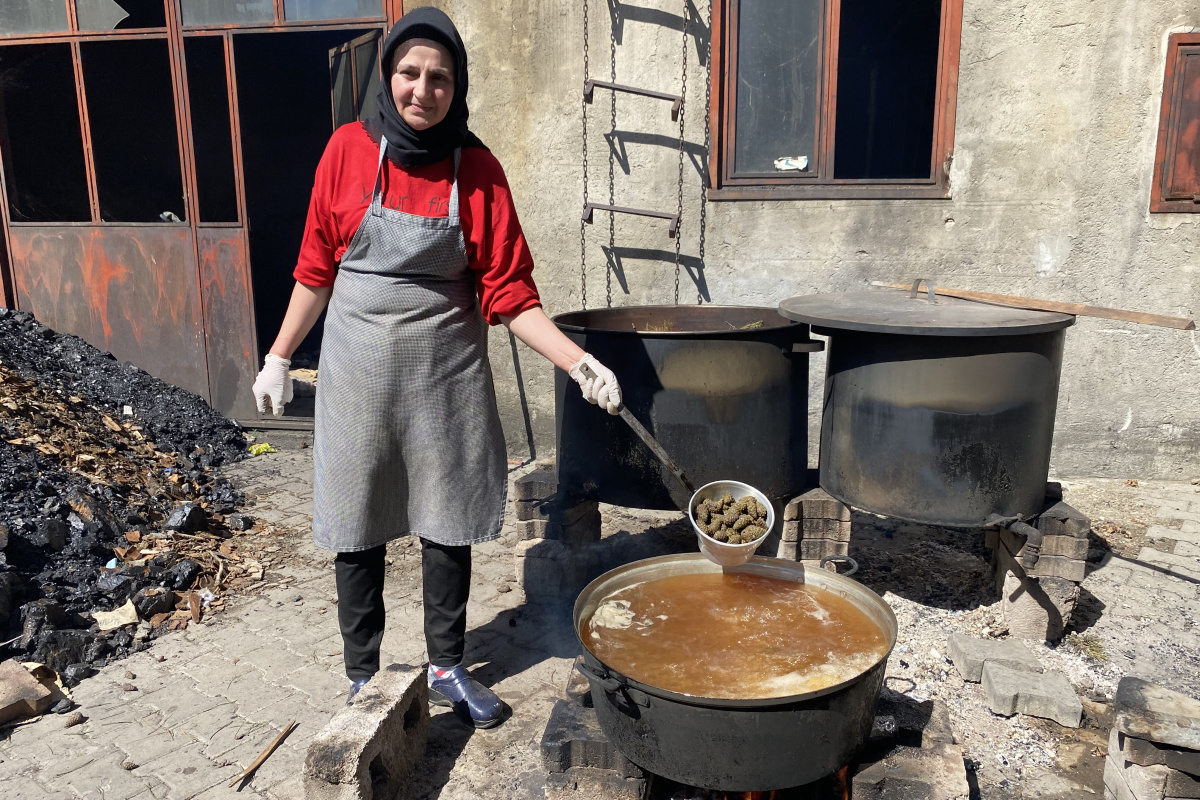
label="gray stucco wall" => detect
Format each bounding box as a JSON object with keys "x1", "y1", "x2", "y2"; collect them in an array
[{"x1": 415, "y1": 0, "x2": 1200, "y2": 478}]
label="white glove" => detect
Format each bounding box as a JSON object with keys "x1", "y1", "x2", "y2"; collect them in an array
[
  {"x1": 568, "y1": 353, "x2": 622, "y2": 415},
  {"x1": 252, "y1": 354, "x2": 294, "y2": 417}
]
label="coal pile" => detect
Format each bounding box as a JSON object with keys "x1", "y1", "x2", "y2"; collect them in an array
[
  {"x1": 0, "y1": 310, "x2": 256, "y2": 686},
  {"x1": 0, "y1": 309, "x2": 246, "y2": 468}
]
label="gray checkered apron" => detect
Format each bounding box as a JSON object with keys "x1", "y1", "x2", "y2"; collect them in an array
[{"x1": 311, "y1": 137, "x2": 507, "y2": 551}]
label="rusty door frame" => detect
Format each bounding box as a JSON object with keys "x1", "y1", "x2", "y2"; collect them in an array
[{"x1": 0, "y1": 0, "x2": 403, "y2": 426}]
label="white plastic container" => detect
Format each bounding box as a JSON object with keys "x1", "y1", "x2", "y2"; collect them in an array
[{"x1": 689, "y1": 480, "x2": 776, "y2": 567}]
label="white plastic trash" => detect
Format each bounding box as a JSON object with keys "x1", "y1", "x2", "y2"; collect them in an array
[{"x1": 689, "y1": 479, "x2": 776, "y2": 567}]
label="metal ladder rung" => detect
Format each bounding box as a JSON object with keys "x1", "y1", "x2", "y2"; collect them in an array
[
  {"x1": 583, "y1": 203, "x2": 680, "y2": 238},
  {"x1": 583, "y1": 80, "x2": 683, "y2": 121}
]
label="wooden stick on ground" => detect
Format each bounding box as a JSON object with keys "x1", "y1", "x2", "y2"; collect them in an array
[
  {"x1": 870, "y1": 281, "x2": 1196, "y2": 330},
  {"x1": 228, "y1": 720, "x2": 298, "y2": 788}
]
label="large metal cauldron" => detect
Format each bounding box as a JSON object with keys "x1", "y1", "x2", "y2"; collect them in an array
[
  {"x1": 573, "y1": 555, "x2": 897, "y2": 791},
  {"x1": 553, "y1": 306, "x2": 818, "y2": 509},
  {"x1": 779, "y1": 291, "x2": 1075, "y2": 527}
]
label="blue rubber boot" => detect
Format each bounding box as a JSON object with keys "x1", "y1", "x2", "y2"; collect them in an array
[
  {"x1": 346, "y1": 677, "x2": 371, "y2": 705},
  {"x1": 427, "y1": 664, "x2": 509, "y2": 729}
]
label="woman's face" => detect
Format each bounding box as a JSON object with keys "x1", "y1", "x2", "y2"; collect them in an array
[{"x1": 390, "y1": 39, "x2": 455, "y2": 130}]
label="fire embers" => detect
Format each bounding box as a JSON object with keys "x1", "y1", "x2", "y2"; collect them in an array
[{"x1": 693, "y1": 493, "x2": 768, "y2": 545}]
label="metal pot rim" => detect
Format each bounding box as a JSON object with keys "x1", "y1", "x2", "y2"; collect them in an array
[
  {"x1": 551, "y1": 305, "x2": 806, "y2": 338},
  {"x1": 573, "y1": 553, "x2": 898, "y2": 709}
]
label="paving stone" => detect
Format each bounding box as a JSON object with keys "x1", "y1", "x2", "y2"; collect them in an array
[
  {"x1": 1116, "y1": 727, "x2": 1200, "y2": 776},
  {"x1": 982, "y1": 662, "x2": 1082, "y2": 728},
  {"x1": 947, "y1": 633, "x2": 1043, "y2": 682},
  {"x1": 1147, "y1": 526, "x2": 1200, "y2": 545},
  {"x1": 281, "y1": 664, "x2": 348, "y2": 704},
  {"x1": 784, "y1": 486, "x2": 850, "y2": 523},
  {"x1": 1115, "y1": 677, "x2": 1200, "y2": 751},
  {"x1": 1105, "y1": 752, "x2": 1138, "y2": 800},
  {"x1": 59, "y1": 752, "x2": 169, "y2": 800},
  {"x1": 1038, "y1": 500, "x2": 1091, "y2": 539},
  {"x1": 799, "y1": 537, "x2": 850, "y2": 561},
  {"x1": 544, "y1": 766, "x2": 648, "y2": 800},
  {"x1": 515, "y1": 538, "x2": 597, "y2": 604},
  {"x1": 1167, "y1": 767, "x2": 1200, "y2": 798},
  {"x1": 303, "y1": 664, "x2": 429, "y2": 800},
  {"x1": 996, "y1": 546, "x2": 1079, "y2": 641},
  {"x1": 853, "y1": 743, "x2": 970, "y2": 800}
]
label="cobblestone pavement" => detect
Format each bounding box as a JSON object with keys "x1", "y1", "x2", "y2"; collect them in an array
[{"x1": 1, "y1": 431, "x2": 1197, "y2": 799}]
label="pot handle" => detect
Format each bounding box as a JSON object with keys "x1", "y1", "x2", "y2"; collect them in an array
[
  {"x1": 820, "y1": 555, "x2": 859, "y2": 576},
  {"x1": 575, "y1": 660, "x2": 652, "y2": 709},
  {"x1": 575, "y1": 659, "x2": 623, "y2": 695}
]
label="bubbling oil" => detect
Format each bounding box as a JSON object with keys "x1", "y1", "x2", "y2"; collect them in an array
[{"x1": 584, "y1": 572, "x2": 889, "y2": 700}]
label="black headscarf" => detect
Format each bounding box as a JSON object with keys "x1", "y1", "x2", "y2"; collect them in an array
[{"x1": 371, "y1": 7, "x2": 486, "y2": 167}]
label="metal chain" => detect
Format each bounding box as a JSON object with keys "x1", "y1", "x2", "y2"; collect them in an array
[
  {"x1": 698, "y1": 0, "x2": 712, "y2": 304},
  {"x1": 673, "y1": 0, "x2": 688, "y2": 305},
  {"x1": 579, "y1": 0, "x2": 590, "y2": 310},
  {"x1": 606, "y1": 2, "x2": 617, "y2": 308}
]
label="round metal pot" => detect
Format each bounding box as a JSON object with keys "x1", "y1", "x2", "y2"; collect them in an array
[
  {"x1": 573, "y1": 554, "x2": 897, "y2": 791},
  {"x1": 779, "y1": 291, "x2": 1075, "y2": 527},
  {"x1": 553, "y1": 306, "x2": 819, "y2": 510}
]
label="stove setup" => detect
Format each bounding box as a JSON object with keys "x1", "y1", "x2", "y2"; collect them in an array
[{"x1": 521, "y1": 287, "x2": 1096, "y2": 798}]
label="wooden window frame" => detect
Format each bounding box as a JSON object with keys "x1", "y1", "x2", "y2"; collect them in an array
[
  {"x1": 707, "y1": 0, "x2": 963, "y2": 201},
  {"x1": 1151, "y1": 32, "x2": 1200, "y2": 213}
]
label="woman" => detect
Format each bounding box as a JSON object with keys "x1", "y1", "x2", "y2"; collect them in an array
[{"x1": 251, "y1": 7, "x2": 621, "y2": 729}]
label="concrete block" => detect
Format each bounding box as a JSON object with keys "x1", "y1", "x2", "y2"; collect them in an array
[
  {"x1": 784, "y1": 487, "x2": 850, "y2": 523},
  {"x1": 544, "y1": 767, "x2": 647, "y2": 800},
  {"x1": 782, "y1": 519, "x2": 801, "y2": 542},
  {"x1": 982, "y1": 662, "x2": 1082, "y2": 728},
  {"x1": 515, "y1": 539, "x2": 596, "y2": 604},
  {"x1": 0, "y1": 659, "x2": 53, "y2": 725},
  {"x1": 799, "y1": 537, "x2": 849, "y2": 561},
  {"x1": 875, "y1": 693, "x2": 956, "y2": 748},
  {"x1": 996, "y1": 549, "x2": 1079, "y2": 642},
  {"x1": 1038, "y1": 500, "x2": 1091, "y2": 540},
  {"x1": 1117, "y1": 728, "x2": 1200, "y2": 776},
  {"x1": 1041, "y1": 535, "x2": 1091, "y2": 560},
  {"x1": 564, "y1": 656, "x2": 592, "y2": 708},
  {"x1": 514, "y1": 466, "x2": 558, "y2": 503},
  {"x1": 515, "y1": 519, "x2": 562, "y2": 541},
  {"x1": 776, "y1": 539, "x2": 799, "y2": 561},
  {"x1": 946, "y1": 633, "x2": 1043, "y2": 682},
  {"x1": 1105, "y1": 753, "x2": 1138, "y2": 800},
  {"x1": 1115, "y1": 677, "x2": 1200, "y2": 751},
  {"x1": 541, "y1": 699, "x2": 641, "y2": 777},
  {"x1": 998, "y1": 529, "x2": 1087, "y2": 581},
  {"x1": 1167, "y1": 768, "x2": 1200, "y2": 798},
  {"x1": 853, "y1": 743, "x2": 970, "y2": 800},
  {"x1": 805, "y1": 516, "x2": 851, "y2": 541},
  {"x1": 1122, "y1": 759, "x2": 1171, "y2": 800},
  {"x1": 303, "y1": 663, "x2": 429, "y2": 800}
]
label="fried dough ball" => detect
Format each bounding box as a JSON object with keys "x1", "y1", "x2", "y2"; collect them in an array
[{"x1": 733, "y1": 514, "x2": 751, "y2": 532}]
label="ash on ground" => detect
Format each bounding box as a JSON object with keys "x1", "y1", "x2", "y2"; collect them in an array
[{"x1": 0, "y1": 309, "x2": 255, "y2": 689}]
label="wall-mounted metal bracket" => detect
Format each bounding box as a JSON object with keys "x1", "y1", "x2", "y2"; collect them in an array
[
  {"x1": 583, "y1": 202, "x2": 680, "y2": 238},
  {"x1": 583, "y1": 79, "x2": 683, "y2": 121}
]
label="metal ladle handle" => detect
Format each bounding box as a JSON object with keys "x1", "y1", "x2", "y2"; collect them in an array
[
  {"x1": 578, "y1": 362, "x2": 696, "y2": 495},
  {"x1": 909, "y1": 278, "x2": 937, "y2": 303}
]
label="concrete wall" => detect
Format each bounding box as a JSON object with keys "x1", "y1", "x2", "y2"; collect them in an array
[{"x1": 414, "y1": 0, "x2": 1200, "y2": 479}]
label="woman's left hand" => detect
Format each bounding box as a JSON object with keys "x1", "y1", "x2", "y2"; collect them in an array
[{"x1": 568, "y1": 354, "x2": 622, "y2": 415}]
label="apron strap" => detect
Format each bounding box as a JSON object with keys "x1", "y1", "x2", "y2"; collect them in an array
[
  {"x1": 370, "y1": 135, "x2": 390, "y2": 216},
  {"x1": 447, "y1": 148, "x2": 461, "y2": 221}
]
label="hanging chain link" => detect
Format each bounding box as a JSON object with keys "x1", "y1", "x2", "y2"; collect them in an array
[
  {"x1": 579, "y1": 0, "x2": 590, "y2": 310},
  {"x1": 606, "y1": 2, "x2": 618, "y2": 308},
  {"x1": 673, "y1": 0, "x2": 688, "y2": 305},
  {"x1": 698, "y1": 0, "x2": 712, "y2": 305}
]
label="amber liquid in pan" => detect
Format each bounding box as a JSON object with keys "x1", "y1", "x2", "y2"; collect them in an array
[{"x1": 584, "y1": 573, "x2": 889, "y2": 700}]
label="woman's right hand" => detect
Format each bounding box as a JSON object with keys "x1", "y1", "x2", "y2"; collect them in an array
[{"x1": 252, "y1": 354, "x2": 294, "y2": 417}]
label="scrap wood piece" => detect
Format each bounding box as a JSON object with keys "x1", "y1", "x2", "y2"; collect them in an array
[
  {"x1": 228, "y1": 720, "x2": 298, "y2": 787},
  {"x1": 870, "y1": 281, "x2": 1196, "y2": 330}
]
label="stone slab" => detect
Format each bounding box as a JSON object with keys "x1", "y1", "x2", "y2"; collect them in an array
[
  {"x1": 1037, "y1": 500, "x2": 1091, "y2": 539},
  {"x1": 947, "y1": 633, "x2": 1043, "y2": 682},
  {"x1": 998, "y1": 529, "x2": 1087, "y2": 581},
  {"x1": 1115, "y1": 677, "x2": 1200, "y2": 751},
  {"x1": 853, "y1": 743, "x2": 971, "y2": 800},
  {"x1": 544, "y1": 766, "x2": 648, "y2": 800},
  {"x1": 1105, "y1": 753, "x2": 1137, "y2": 800},
  {"x1": 303, "y1": 663, "x2": 430, "y2": 800},
  {"x1": 784, "y1": 487, "x2": 850, "y2": 523},
  {"x1": 1146, "y1": 526, "x2": 1200, "y2": 546},
  {"x1": 0, "y1": 659, "x2": 53, "y2": 725},
  {"x1": 1117, "y1": 727, "x2": 1200, "y2": 776},
  {"x1": 541, "y1": 699, "x2": 641, "y2": 777},
  {"x1": 995, "y1": 547, "x2": 1080, "y2": 641},
  {"x1": 982, "y1": 662, "x2": 1082, "y2": 728}
]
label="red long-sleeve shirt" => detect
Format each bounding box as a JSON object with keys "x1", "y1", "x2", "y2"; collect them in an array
[{"x1": 294, "y1": 122, "x2": 541, "y2": 325}]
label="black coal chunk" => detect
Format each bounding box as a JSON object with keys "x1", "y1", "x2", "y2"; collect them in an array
[
  {"x1": 164, "y1": 559, "x2": 202, "y2": 591},
  {"x1": 225, "y1": 513, "x2": 254, "y2": 531},
  {"x1": 132, "y1": 587, "x2": 176, "y2": 619},
  {"x1": 165, "y1": 503, "x2": 207, "y2": 533}
]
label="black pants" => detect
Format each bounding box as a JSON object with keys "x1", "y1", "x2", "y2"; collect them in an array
[{"x1": 334, "y1": 538, "x2": 471, "y2": 681}]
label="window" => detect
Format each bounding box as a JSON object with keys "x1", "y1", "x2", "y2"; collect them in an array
[
  {"x1": 710, "y1": 0, "x2": 962, "y2": 199},
  {"x1": 1151, "y1": 33, "x2": 1200, "y2": 213},
  {"x1": 0, "y1": 1, "x2": 69, "y2": 35},
  {"x1": 329, "y1": 30, "x2": 381, "y2": 128},
  {"x1": 181, "y1": 0, "x2": 273, "y2": 27},
  {"x1": 75, "y1": 0, "x2": 166, "y2": 31},
  {"x1": 0, "y1": 43, "x2": 91, "y2": 222},
  {"x1": 80, "y1": 39, "x2": 186, "y2": 222},
  {"x1": 285, "y1": 0, "x2": 381, "y2": 22},
  {"x1": 185, "y1": 36, "x2": 239, "y2": 222}
]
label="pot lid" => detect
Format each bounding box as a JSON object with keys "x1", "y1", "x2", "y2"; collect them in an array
[{"x1": 778, "y1": 290, "x2": 1076, "y2": 336}]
